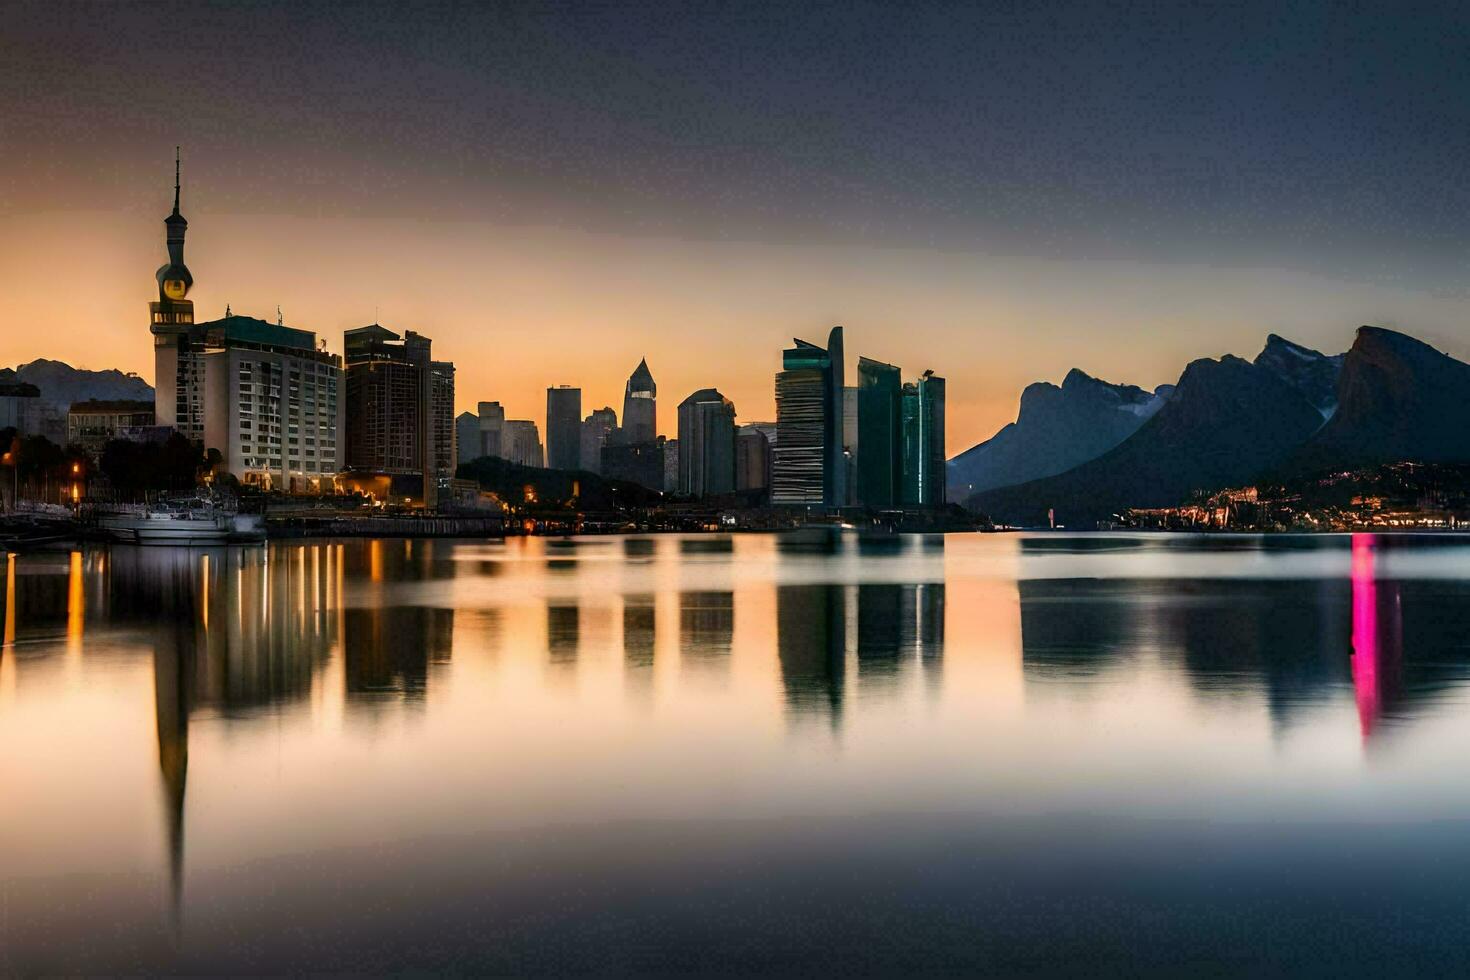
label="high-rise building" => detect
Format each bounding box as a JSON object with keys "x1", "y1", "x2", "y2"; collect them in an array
[
  {"x1": 503, "y1": 419, "x2": 544, "y2": 468},
  {"x1": 149, "y1": 153, "x2": 343, "y2": 491},
  {"x1": 477, "y1": 401, "x2": 505, "y2": 459},
  {"x1": 856, "y1": 357, "x2": 902, "y2": 508},
  {"x1": 343, "y1": 324, "x2": 452, "y2": 504},
  {"x1": 663, "y1": 439, "x2": 679, "y2": 492},
  {"x1": 546, "y1": 386, "x2": 582, "y2": 471},
  {"x1": 901, "y1": 371, "x2": 946, "y2": 507},
  {"x1": 677, "y1": 388, "x2": 736, "y2": 498},
  {"x1": 428, "y1": 359, "x2": 456, "y2": 490},
  {"x1": 455, "y1": 411, "x2": 479, "y2": 465},
  {"x1": 772, "y1": 326, "x2": 845, "y2": 506},
  {"x1": 826, "y1": 327, "x2": 847, "y2": 506},
  {"x1": 580, "y1": 406, "x2": 617, "y2": 476},
  {"x1": 735, "y1": 424, "x2": 772, "y2": 495},
  {"x1": 622, "y1": 358, "x2": 657, "y2": 444}
]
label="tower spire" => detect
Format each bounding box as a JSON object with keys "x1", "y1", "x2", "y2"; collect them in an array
[{"x1": 173, "y1": 146, "x2": 181, "y2": 215}]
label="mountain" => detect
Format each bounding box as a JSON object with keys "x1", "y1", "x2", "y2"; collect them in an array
[
  {"x1": 0, "y1": 359, "x2": 153, "y2": 410},
  {"x1": 970, "y1": 353, "x2": 1325, "y2": 527},
  {"x1": 1281, "y1": 326, "x2": 1470, "y2": 475},
  {"x1": 1252, "y1": 333, "x2": 1344, "y2": 419},
  {"x1": 946, "y1": 369, "x2": 1172, "y2": 498}
]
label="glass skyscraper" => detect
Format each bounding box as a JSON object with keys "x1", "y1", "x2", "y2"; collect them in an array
[
  {"x1": 772, "y1": 326, "x2": 845, "y2": 507},
  {"x1": 856, "y1": 357, "x2": 902, "y2": 507},
  {"x1": 901, "y1": 371, "x2": 946, "y2": 507}
]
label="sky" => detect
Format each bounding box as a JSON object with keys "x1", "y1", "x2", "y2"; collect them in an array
[{"x1": 4, "y1": 0, "x2": 1470, "y2": 454}]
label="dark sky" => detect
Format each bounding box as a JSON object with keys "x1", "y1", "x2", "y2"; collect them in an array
[
  {"x1": 8, "y1": 0, "x2": 1470, "y2": 271},
  {"x1": 4, "y1": 0, "x2": 1470, "y2": 448}
]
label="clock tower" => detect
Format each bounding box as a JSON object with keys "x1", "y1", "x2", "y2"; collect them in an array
[{"x1": 150, "y1": 148, "x2": 198, "y2": 434}]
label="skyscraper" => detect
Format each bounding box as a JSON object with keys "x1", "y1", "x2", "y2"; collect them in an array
[
  {"x1": 772, "y1": 326, "x2": 845, "y2": 507},
  {"x1": 503, "y1": 419, "x2": 544, "y2": 468},
  {"x1": 901, "y1": 371, "x2": 946, "y2": 507},
  {"x1": 856, "y1": 357, "x2": 902, "y2": 507},
  {"x1": 150, "y1": 152, "x2": 343, "y2": 491},
  {"x1": 546, "y1": 386, "x2": 582, "y2": 471},
  {"x1": 735, "y1": 424, "x2": 772, "y2": 495},
  {"x1": 427, "y1": 360, "x2": 455, "y2": 494},
  {"x1": 825, "y1": 327, "x2": 847, "y2": 506},
  {"x1": 580, "y1": 406, "x2": 617, "y2": 475},
  {"x1": 622, "y1": 359, "x2": 656, "y2": 444},
  {"x1": 343, "y1": 324, "x2": 451, "y2": 503},
  {"x1": 455, "y1": 411, "x2": 479, "y2": 466},
  {"x1": 677, "y1": 388, "x2": 736, "y2": 498},
  {"x1": 477, "y1": 400, "x2": 505, "y2": 459}
]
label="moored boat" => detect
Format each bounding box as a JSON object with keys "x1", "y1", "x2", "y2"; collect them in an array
[{"x1": 98, "y1": 498, "x2": 265, "y2": 545}]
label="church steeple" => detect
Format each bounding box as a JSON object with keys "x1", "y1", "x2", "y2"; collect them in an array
[{"x1": 156, "y1": 146, "x2": 193, "y2": 302}]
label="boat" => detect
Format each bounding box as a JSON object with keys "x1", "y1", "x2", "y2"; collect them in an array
[{"x1": 98, "y1": 498, "x2": 265, "y2": 546}]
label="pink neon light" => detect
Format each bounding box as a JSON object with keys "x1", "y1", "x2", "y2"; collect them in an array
[{"x1": 1350, "y1": 533, "x2": 1378, "y2": 738}]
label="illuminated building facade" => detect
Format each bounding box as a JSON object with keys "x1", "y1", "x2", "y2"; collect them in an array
[{"x1": 149, "y1": 153, "x2": 342, "y2": 490}]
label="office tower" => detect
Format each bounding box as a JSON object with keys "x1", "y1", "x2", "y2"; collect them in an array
[
  {"x1": 843, "y1": 386, "x2": 859, "y2": 457},
  {"x1": 677, "y1": 389, "x2": 736, "y2": 498},
  {"x1": 546, "y1": 386, "x2": 582, "y2": 471},
  {"x1": 428, "y1": 360, "x2": 456, "y2": 491},
  {"x1": 622, "y1": 358, "x2": 657, "y2": 444},
  {"x1": 825, "y1": 327, "x2": 847, "y2": 505},
  {"x1": 772, "y1": 326, "x2": 845, "y2": 506},
  {"x1": 477, "y1": 401, "x2": 505, "y2": 458},
  {"x1": 580, "y1": 406, "x2": 617, "y2": 476},
  {"x1": 663, "y1": 439, "x2": 679, "y2": 492},
  {"x1": 856, "y1": 357, "x2": 902, "y2": 507},
  {"x1": 735, "y1": 424, "x2": 772, "y2": 494},
  {"x1": 68, "y1": 400, "x2": 156, "y2": 458},
  {"x1": 455, "y1": 411, "x2": 479, "y2": 465},
  {"x1": 503, "y1": 419, "x2": 544, "y2": 468},
  {"x1": 344, "y1": 324, "x2": 451, "y2": 504},
  {"x1": 843, "y1": 385, "x2": 859, "y2": 506},
  {"x1": 901, "y1": 371, "x2": 947, "y2": 507}
]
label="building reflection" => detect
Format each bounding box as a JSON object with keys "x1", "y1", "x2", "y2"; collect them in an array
[
  {"x1": 343, "y1": 604, "x2": 452, "y2": 699},
  {"x1": 546, "y1": 602, "x2": 579, "y2": 665},
  {"x1": 776, "y1": 584, "x2": 846, "y2": 728},
  {"x1": 341, "y1": 539, "x2": 456, "y2": 701},
  {"x1": 679, "y1": 591, "x2": 733, "y2": 667},
  {"x1": 111, "y1": 544, "x2": 345, "y2": 924},
  {"x1": 1012, "y1": 535, "x2": 1470, "y2": 745}
]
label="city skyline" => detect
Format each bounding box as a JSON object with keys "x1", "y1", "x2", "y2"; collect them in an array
[{"x1": 10, "y1": 2, "x2": 1470, "y2": 455}]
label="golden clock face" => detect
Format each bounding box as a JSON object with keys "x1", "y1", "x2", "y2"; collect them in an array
[{"x1": 164, "y1": 278, "x2": 187, "y2": 300}]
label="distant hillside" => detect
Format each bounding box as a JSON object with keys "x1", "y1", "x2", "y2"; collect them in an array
[
  {"x1": 972, "y1": 353, "x2": 1324, "y2": 527},
  {"x1": 1252, "y1": 334, "x2": 1344, "y2": 420},
  {"x1": 946, "y1": 369, "x2": 1172, "y2": 498},
  {"x1": 0, "y1": 359, "x2": 153, "y2": 410},
  {"x1": 1279, "y1": 326, "x2": 1470, "y2": 476}
]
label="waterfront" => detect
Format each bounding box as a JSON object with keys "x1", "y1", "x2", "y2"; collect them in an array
[{"x1": 5, "y1": 532, "x2": 1470, "y2": 973}]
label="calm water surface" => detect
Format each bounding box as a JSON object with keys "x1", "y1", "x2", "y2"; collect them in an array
[{"x1": 4, "y1": 532, "x2": 1470, "y2": 974}]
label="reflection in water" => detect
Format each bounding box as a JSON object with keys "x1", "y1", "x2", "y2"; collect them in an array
[
  {"x1": 679, "y1": 591, "x2": 733, "y2": 665},
  {"x1": 1351, "y1": 534, "x2": 1402, "y2": 739},
  {"x1": 547, "y1": 603, "x2": 579, "y2": 664},
  {"x1": 18, "y1": 534, "x2": 1470, "y2": 973},
  {"x1": 776, "y1": 584, "x2": 846, "y2": 727}
]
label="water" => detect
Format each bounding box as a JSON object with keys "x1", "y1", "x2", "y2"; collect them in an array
[{"x1": 3, "y1": 532, "x2": 1470, "y2": 974}]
